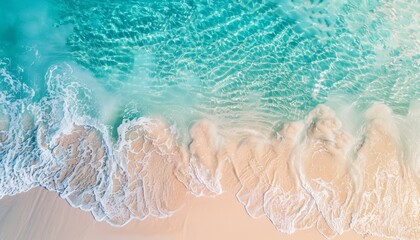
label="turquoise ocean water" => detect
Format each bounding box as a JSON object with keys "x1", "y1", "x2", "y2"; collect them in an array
[{"x1": 0, "y1": 0, "x2": 419, "y2": 239}]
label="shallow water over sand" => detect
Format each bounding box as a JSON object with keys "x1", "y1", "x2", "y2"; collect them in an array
[
  {"x1": 1, "y1": 0, "x2": 419, "y2": 239},
  {"x1": 1, "y1": 96, "x2": 419, "y2": 238}
]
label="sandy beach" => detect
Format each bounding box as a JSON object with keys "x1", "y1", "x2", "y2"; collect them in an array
[{"x1": 0, "y1": 187, "x2": 386, "y2": 240}]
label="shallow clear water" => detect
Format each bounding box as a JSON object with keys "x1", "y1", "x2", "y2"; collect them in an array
[{"x1": 1, "y1": 0, "x2": 419, "y2": 239}]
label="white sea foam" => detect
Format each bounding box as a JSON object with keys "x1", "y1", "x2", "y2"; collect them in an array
[{"x1": 0, "y1": 62, "x2": 419, "y2": 238}]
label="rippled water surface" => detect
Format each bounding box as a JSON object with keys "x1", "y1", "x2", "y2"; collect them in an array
[{"x1": 1, "y1": 0, "x2": 419, "y2": 239}]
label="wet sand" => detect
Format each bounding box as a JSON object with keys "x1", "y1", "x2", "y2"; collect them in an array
[{"x1": 0, "y1": 188, "x2": 385, "y2": 240}]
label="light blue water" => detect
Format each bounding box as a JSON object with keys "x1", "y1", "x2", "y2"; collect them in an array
[
  {"x1": 0, "y1": 0, "x2": 419, "y2": 238},
  {"x1": 2, "y1": 0, "x2": 419, "y2": 129}
]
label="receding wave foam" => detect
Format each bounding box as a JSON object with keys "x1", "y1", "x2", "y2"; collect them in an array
[{"x1": 0, "y1": 63, "x2": 419, "y2": 239}]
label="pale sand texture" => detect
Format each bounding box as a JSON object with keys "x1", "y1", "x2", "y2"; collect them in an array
[
  {"x1": 0, "y1": 188, "x2": 385, "y2": 240},
  {"x1": 1, "y1": 104, "x2": 418, "y2": 239}
]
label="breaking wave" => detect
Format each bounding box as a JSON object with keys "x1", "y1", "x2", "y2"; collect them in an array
[
  {"x1": 1, "y1": 0, "x2": 420, "y2": 239},
  {"x1": 0, "y1": 62, "x2": 419, "y2": 239}
]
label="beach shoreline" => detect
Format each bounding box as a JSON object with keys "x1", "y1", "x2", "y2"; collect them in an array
[{"x1": 0, "y1": 187, "x2": 387, "y2": 240}]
